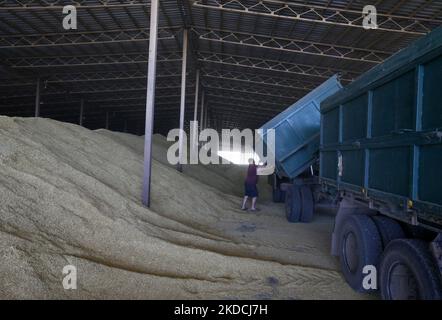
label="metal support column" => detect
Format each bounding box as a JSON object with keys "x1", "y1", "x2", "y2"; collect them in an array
[
  {"x1": 34, "y1": 78, "x2": 41, "y2": 117},
  {"x1": 79, "y1": 98, "x2": 84, "y2": 126},
  {"x1": 142, "y1": 0, "x2": 159, "y2": 207},
  {"x1": 200, "y1": 91, "x2": 204, "y2": 131},
  {"x1": 192, "y1": 69, "x2": 200, "y2": 151},
  {"x1": 177, "y1": 29, "x2": 188, "y2": 172},
  {"x1": 105, "y1": 111, "x2": 110, "y2": 130},
  {"x1": 204, "y1": 103, "x2": 208, "y2": 129}
]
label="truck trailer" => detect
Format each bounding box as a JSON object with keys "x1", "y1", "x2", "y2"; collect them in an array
[
  {"x1": 260, "y1": 26, "x2": 442, "y2": 300},
  {"x1": 260, "y1": 75, "x2": 343, "y2": 222}
]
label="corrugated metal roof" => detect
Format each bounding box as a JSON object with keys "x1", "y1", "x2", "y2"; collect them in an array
[{"x1": 0, "y1": 0, "x2": 441, "y2": 133}]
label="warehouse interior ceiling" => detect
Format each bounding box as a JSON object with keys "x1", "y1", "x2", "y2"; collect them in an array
[{"x1": 0, "y1": 0, "x2": 441, "y2": 135}]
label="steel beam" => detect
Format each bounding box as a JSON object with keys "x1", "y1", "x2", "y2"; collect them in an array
[
  {"x1": 0, "y1": 81, "x2": 194, "y2": 100},
  {"x1": 192, "y1": 27, "x2": 392, "y2": 63},
  {"x1": 142, "y1": 0, "x2": 159, "y2": 207},
  {"x1": 0, "y1": 70, "x2": 184, "y2": 87},
  {"x1": 0, "y1": 0, "x2": 147, "y2": 9},
  {"x1": 209, "y1": 100, "x2": 280, "y2": 114},
  {"x1": 192, "y1": 69, "x2": 200, "y2": 152},
  {"x1": 79, "y1": 98, "x2": 84, "y2": 126},
  {"x1": 204, "y1": 101, "x2": 208, "y2": 129},
  {"x1": 202, "y1": 69, "x2": 317, "y2": 91},
  {"x1": 177, "y1": 29, "x2": 188, "y2": 172},
  {"x1": 4, "y1": 50, "x2": 355, "y2": 81},
  {"x1": 0, "y1": 93, "x2": 195, "y2": 108},
  {"x1": 105, "y1": 111, "x2": 110, "y2": 130},
  {"x1": 205, "y1": 93, "x2": 284, "y2": 107},
  {"x1": 202, "y1": 81, "x2": 298, "y2": 100},
  {"x1": 200, "y1": 91, "x2": 205, "y2": 131},
  {"x1": 197, "y1": 51, "x2": 358, "y2": 81},
  {"x1": 192, "y1": 0, "x2": 440, "y2": 36},
  {"x1": 0, "y1": 28, "x2": 176, "y2": 49},
  {"x1": 34, "y1": 78, "x2": 41, "y2": 117},
  {"x1": 5, "y1": 52, "x2": 182, "y2": 69}
]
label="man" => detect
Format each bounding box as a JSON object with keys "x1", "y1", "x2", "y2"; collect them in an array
[{"x1": 241, "y1": 158, "x2": 259, "y2": 211}]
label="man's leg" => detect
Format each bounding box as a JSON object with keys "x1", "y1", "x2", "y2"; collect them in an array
[
  {"x1": 241, "y1": 196, "x2": 248, "y2": 210},
  {"x1": 251, "y1": 197, "x2": 257, "y2": 210}
]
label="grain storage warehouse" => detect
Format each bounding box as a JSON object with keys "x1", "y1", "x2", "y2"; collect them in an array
[{"x1": 0, "y1": 0, "x2": 441, "y2": 301}]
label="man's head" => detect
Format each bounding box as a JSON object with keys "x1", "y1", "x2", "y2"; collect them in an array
[{"x1": 248, "y1": 158, "x2": 255, "y2": 165}]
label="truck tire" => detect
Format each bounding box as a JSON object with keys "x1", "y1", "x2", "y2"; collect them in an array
[
  {"x1": 280, "y1": 190, "x2": 286, "y2": 203},
  {"x1": 339, "y1": 214, "x2": 383, "y2": 293},
  {"x1": 285, "y1": 185, "x2": 302, "y2": 222},
  {"x1": 272, "y1": 187, "x2": 280, "y2": 202},
  {"x1": 379, "y1": 239, "x2": 442, "y2": 300},
  {"x1": 300, "y1": 185, "x2": 314, "y2": 223},
  {"x1": 272, "y1": 186, "x2": 284, "y2": 203},
  {"x1": 372, "y1": 216, "x2": 406, "y2": 249}
]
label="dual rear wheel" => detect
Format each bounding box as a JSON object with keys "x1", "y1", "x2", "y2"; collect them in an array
[
  {"x1": 272, "y1": 186, "x2": 285, "y2": 203},
  {"x1": 285, "y1": 185, "x2": 314, "y2": 223},
  {"x1": 338, "y1": 214, "x2": 442, "y2": 299},
  {"x1": 380, "y1": 239, "x2": 442, "y2": 300}
]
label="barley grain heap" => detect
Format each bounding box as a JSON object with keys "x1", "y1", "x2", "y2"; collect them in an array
[{"x1": 0, "y1": 117, "x2": 370, "y2": 299}]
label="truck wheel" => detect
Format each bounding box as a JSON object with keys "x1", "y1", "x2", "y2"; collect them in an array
[
  {"x1": 339, "y1": 214, "x2": 383, "y2": 293},
  {"x1": 300, "y1": 185, "x2": 314, "y2": 222},
  {"x1": 372, "y1": 216, "x2": 405, "y2": 249},
  {"x1": 285, "y1": 185, "x2": 302, "y2": 222},
  {"x1": 272, "y1": 186, "x2": 283, "y2": 203},
  {"x1": 280, "y1": 190, "x2": 286, "y2": 203},
  {"x1": 379, "y1": 239, "x2": 442, "y2": 300}
]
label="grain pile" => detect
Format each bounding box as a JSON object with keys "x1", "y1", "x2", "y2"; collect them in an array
[{"x1": 0, "y1": 116, "x2": 370, "y2": 300}]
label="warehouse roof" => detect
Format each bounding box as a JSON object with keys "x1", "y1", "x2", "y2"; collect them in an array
[{"x1": 0, "y1": 0, "x2": 441, "y2": 133}]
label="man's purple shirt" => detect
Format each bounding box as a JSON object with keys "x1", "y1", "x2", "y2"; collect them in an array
[{"x1": 245, "y1": 164, "x2": 258, "y2": 185}]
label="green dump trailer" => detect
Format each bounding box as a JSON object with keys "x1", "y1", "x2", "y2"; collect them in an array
[
  {"x1": 261, "y1": 26, "x2": 442, "y2": 300},
  {"x1": 259, "y1": 75, "x2": 343, "y2": 224},
  {"x1": 320, "y1": 26, "x2": 442, "y2": 299}
]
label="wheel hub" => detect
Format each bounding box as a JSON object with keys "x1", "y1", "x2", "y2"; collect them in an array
[
  {"x1": 343, "y1": 231, "x2": 359, "y2": 273},
  {"x1": 387, "y1": 262, "x2": 419, "y2": 300}
]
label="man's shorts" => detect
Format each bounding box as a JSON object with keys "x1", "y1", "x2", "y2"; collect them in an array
[{"x1": 244, "y1": 182, "x2": 259, "y2": 197}]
